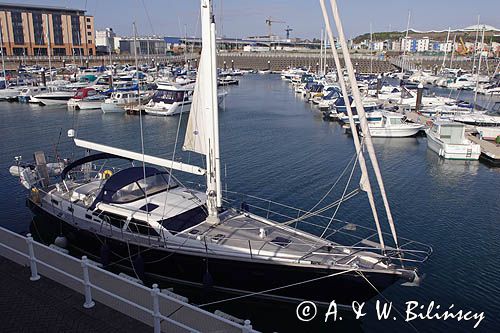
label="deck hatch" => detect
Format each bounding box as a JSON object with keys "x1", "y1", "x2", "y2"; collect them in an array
[
  {"x1": 139, "y1": 203, "x2": 159, "y2": 212},
  {"x1": 271, "y1": 236, "x2": 291, "y2": 248}
]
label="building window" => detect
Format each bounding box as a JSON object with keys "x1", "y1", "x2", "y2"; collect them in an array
[
  {"x1": 86, "y1": 17, "x2": 91, "y2": 22},
  {"x1": 32, "y1": 13, "x2": 44, "y2": 45},
  {"x1": 13, "y1": 47, "x2": 27, "y2": 56},
  {"x1": 34, "y1": 47, "x2": 47, "y2": 56},
  {"x1": 72, "y1": 47, "x2": 83, "y2": 55},
  {"x1": 53, "y1": 48, "x2": 66, "y2": 56},
  {"x1": 87, "y1": 31, "x2": 91, "y2": 36},
  {"x1": 52, "y1": 14, "x2": 63, "y2": 45},
  {"x1": 71, "y1": 16, "x2": 81, "y2": 46},
  {"x1": 87, "y1": 40, "x2": 92, "y2": 44},
  {"x1": 11, "y1": 12, "x2": 24, "y2": 45},
  {"x1": 87, "y1": 25, "x2": 91, "y2": 30}
]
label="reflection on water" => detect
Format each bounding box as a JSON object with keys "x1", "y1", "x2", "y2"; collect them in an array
[
  {"x1": 428, "y1": 151, "x2": 480, "y2": 178},
  {"x1": 1, "y1": 74, "x2": 499, "y2": 332}
]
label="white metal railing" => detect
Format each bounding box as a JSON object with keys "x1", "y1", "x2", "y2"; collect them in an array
[{"x1": 0, "y1": 225, "x2": 258, "y2": 333}]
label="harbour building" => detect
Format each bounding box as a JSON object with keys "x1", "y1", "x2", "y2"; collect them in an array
[{"x1": 0, "y1": 2, "x2": 95, "y2": 57}]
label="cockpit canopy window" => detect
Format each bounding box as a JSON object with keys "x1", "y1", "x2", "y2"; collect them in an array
[
  {"x1": 90, "y1": 167, "x2": 177, "y2": 209},
  {"x1": 111, "y1": 172, "x2": 177, "y2": 204}
]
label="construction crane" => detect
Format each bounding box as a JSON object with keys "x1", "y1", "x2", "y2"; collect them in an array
[
  {"x1": 285, "y1": 25, "x2": 293, "y2": 40},
  {"x1": 265, "y1": 17, "x2": 285, "y2": 38},
  {"x1": 458, "y1": 36, "x2": 469, "y2": 56}
]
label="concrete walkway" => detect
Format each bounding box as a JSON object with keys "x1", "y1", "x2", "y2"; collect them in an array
[{"x1": 0, "y1": 256, "x2": 151, "y2": 333}]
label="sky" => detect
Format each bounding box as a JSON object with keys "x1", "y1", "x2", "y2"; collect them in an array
[{"x1": 9, "y1": 0, "x2": 500, "y2": 39}]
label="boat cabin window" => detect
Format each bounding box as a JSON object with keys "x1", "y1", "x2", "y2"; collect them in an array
[
  {"x1": 152, "y1": 90, "x2": 187, "y2": 103},
  {"x1": 159, "y1": 205, "x2": 207, "y2": 234},
  {"x1": 389, "y1": 117, "x2": 402, "y2": 125},
  {"x1": 127, "y1": 218, "x2": 160, "y2": 237},
  {"x1": 75, "y1": 90, "x2": 85, "y2": 98},
  {"x1": 111, "y1": 173, "x2": 177, "y2": 204},
  {"x1": 94, "y1": 210, "x2": 127, "y2": 229},
  {"x1": 439, "y1": 125, "x2": 464, "y2": 143}
]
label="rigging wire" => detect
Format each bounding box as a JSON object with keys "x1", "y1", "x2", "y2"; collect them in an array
[
  {"x1": 356, "y1": 271, "x2": 420, "y2": 333},
  {"x1": 198, "y1": 269, "x2": 356, "y2": 308},
  {"x1": 320, "y1": 139, "x2": 362, "y2": 238},
  {"x1": 281, "y1": 149, "x2": 359, "y2": 226},
  {"x1": 140, "y1": 0, "x2": 156, "y2": 36}
]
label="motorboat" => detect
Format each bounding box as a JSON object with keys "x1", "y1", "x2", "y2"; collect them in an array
[
  {"x1": 218, "y1": 76, "x2": 239, "y2": 86},
  {"x1": 0, "y1": 85, "x2": 25, "y2": 101},
  {"x1": 101, "y1": 90, "x2": 151, "y2": 113},
  {"x1": 474, "y1": 82, "x2": 500, "y2": 95},
  {"x1": 144, "y1": 83, "x2": 194, "y2": 116},
  {"x1": 318, "y1": 89, "x2": 342, "y2": 111},
  {"x1": 34, "y1": 89, "x2": 76, "y2": 106},
  {"x1": 426, "y1": 121, "x2": 480, "y2": 160},
  {"x1": 335, "y1": 96, "x2": 383, "y2": 123},
  {"x1": 17, "y1": 86, "x2": 49, "y2": 103},
  {"x1": 67, "y1": 87, "x2": 106, "y2": 110},
  {"x1": 145, "y1": 83, "x2": 227, "y2": 116},
  {"x1": 447, "y1": 74, "x2": 489, "y2": 90},
  {"x1": 366, "y1": 112, "x2": 424, "y2": 137}
]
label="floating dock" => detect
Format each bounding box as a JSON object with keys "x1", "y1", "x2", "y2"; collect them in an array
[{"x1": 467, "y1": 134, "x2": 500, "y2": 166}]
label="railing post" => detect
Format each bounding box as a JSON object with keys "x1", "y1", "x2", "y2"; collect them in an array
[
  {"x1": 151, "y1": 283, "x2": 161, "y2": 333},
  {"x1": 26, "y1": 234, "x2": 40, "y2": 281},
  {"x1": 242, "y1": 319, "x2": 252, "y2": 333},
  {"x1": 81, "y1": 256, "x2": 95, "y2": 309}
]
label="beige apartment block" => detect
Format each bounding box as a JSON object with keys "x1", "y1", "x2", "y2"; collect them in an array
[{"x1": 0, "y1": 2, "x2": 95, "y2": 57}]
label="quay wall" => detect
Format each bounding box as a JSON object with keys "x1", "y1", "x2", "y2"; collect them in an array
[
  {"x1": 2, "y1": 52, "x2": 497, "y2": 75},
  {"x1": 217, "y1": 52, "x2": 498, "y2": 74}
]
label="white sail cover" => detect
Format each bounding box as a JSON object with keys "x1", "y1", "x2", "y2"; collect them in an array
[{"x1": 183, "y1": 51, "x2": 210, "y2": 155}]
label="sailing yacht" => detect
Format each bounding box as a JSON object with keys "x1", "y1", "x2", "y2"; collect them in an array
[{"x1": 10, "y1": 0, "x2": 430, "y2": 306}]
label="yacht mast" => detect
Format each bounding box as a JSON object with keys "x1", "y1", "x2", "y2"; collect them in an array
[
  {"x1": 328, "y1": 0, "x2": 400, "y2": 249},
  {"x1": 318, "y1": 0, "x2": 386, "y2": 250},
  {"x1": 319, "y1": 28, "x2": 323, "y2": 75},
  {"x1": 201, "y1": 0, "x2": 222, "y2": 221},
  {"x1": 449, "y1": 35, "x2": 456, "y2": 69},
  {"x1": 473, "y1": 25, "x2": 485, "y2": 108},
  {"x1": 471, "y1": 15, "x2": 480, "y2": 76},
  {"x1": 46, "y1": 14, "x2": 52, "y2": 83},
  {"x1": 441, "y1": 27, "x2": 451, "y2": 70},
  {"x1": 0, "y1": 22, "x2": 6, "y2": 87}
]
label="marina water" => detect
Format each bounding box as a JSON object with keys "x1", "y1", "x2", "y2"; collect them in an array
[{"x1": 1, "y1": 74, "x2": 499, "y2": 332}]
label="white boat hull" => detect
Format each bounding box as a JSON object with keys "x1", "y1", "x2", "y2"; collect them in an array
[
  {"x1": 145, "y1": 101, "x2": 191, "y2": 116},
  {"x1": 426, "y1": 131, "x2": 480, "y2": 160},
  {"x1": 368, "y1": 126, "x2": 423, "y2": 138},
  {"x1": 77, "y1": 100, "x2": 103, "y2": 110},
  {"x1": 37, "y1": 98, "x2": 72, "y2": 106},
  {"x1": 101, "y1": 102, "x2": 126, "y2": 113}
]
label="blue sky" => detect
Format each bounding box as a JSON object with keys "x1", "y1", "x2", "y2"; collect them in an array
[{"x1": 10, "y1": 0, "x2": 500, "y2": 39}]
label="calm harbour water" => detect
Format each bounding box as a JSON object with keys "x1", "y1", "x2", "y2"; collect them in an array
[{"x1": 0, "y1": 75, "x2": 499, "y2": 332}]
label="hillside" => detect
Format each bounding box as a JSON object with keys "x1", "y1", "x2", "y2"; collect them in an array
[{"x1": 353, "y1": 29, "x2": 500, "y2": 44}]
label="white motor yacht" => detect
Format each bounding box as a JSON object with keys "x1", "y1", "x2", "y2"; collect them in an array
[
  {"x1": 0, "y1": 86, "x2": 25, "y2": 101},
  {"x1": 34, "y1": 90, "x2": 76, "y2": 106},
  {"x1": 67, "y1": 87, "x2": 107, "y2": 110},
  {"x1": 101, "y1": 90, "x2": 151, "y2": 113},
  {"x1": 367, "y1": 112, "x2": 424, "y2": 137},
  {"x1": 17, "y1": 86, "x2": 49, "y2": 103},
  {"x1": 144, "y1": 84, "x2": 194, "y2": 116},
  {"x1": 426, "y1": 121, "x2": 480, "y2": 160}
]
